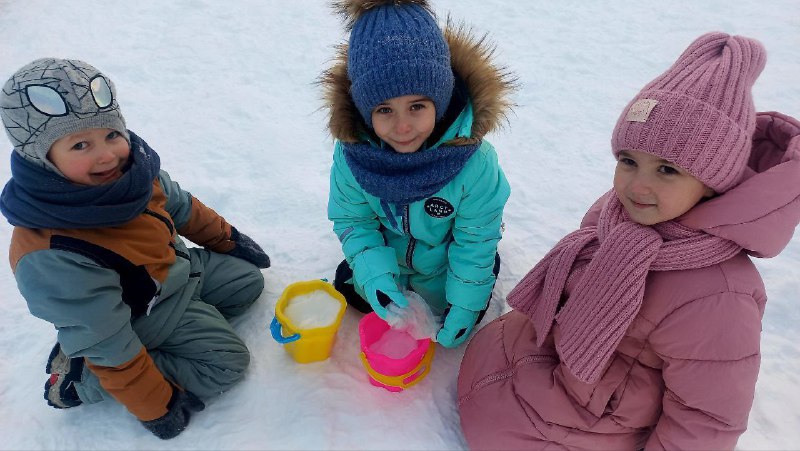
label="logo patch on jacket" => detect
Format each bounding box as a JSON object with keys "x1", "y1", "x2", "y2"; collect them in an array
[{"x1": 424, "y1": 197, "x2": 454, "y2": 218}]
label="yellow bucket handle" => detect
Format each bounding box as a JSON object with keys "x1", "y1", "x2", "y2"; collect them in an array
[{"x1": 359, "y1": 343, "x2": 435, "y2": 389}]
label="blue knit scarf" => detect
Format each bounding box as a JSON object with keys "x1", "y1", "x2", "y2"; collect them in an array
[
  {"x1": 343, "y1": 140, "x2": 479, "y2": 205},
  {"x1": 0, "y1": 130, "x2": 161, "y2": 229}
]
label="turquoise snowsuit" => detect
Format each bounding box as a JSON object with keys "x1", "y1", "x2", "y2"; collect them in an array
[
  {"x1": 328, "y1": 111, "x2": 510, "y2": 315},
  {"x1": 324, "y1": 26, "x2": 514, "y2": 320}
]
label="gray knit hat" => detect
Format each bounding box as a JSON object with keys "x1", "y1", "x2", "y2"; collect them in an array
[{"x1": 0, "y1": 58, "x2": 129, "y2": 175}]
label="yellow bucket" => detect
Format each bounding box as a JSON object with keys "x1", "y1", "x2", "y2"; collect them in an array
[{"x1": 270, "y1": 280, "x2": 347, "y2": 363}]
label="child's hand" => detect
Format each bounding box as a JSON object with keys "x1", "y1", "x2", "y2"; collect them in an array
[
  {"x1": 436, "y1": 305, "x2": 480, "y2": 348},
  {"x1": 363, "y1": 274, "x2": 408, "y2": 319},
  {"x1": 227, "y1": 227, "x2": 271, "y2": 268},
  {"x1": 140, "y1": 386, "x2": 205, "y2": 440}
]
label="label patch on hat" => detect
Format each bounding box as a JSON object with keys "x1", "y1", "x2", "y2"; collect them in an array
[
  {"x1": 424, "y1": 197, "x2": 454, "y2": 218},
  {"x1": 626, "y1": 99, "x2": 659, "y2": 122}
]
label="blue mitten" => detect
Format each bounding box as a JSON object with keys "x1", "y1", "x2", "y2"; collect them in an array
[
  {"x1": 362, "y1": 274, "x2": 408, "y2": 319},
  {"x1": 227, "y1": 227, "x2": 271, "y2": 269},
  {"x1": 436, "y1": 305, "x2": 480, "y2": 348}
]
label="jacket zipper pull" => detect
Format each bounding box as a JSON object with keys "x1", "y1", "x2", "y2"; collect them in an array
[{"x1": 145, "y1": 280, "x2": 163, "y2": 316}]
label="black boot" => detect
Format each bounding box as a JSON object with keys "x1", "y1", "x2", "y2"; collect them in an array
[{"x1": 333, "y1": 259, "x2": 373, "y2": 314}]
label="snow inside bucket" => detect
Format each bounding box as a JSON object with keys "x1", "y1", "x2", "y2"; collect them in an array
[
  {"x1": 358, "y1": 312, "x2": 435, "y2": 392},
  {"x1": 271, "y1": 280, "x2": 347, "y2": 363},
  {"x1": 284, "y1": 289, "x2": 343, "y2": 329},
  {"x1": 369, "y1": 329, "x2": 419, "y2": 359}
]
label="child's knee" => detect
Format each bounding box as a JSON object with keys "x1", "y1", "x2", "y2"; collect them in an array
[
  {"x1": 182, "y1": 343, "x2": 251, "y2": 398},
  {"x1": 215, "y1": 346, "x2": 251, "y2": 390},
  {"x1": 217, "y1": 265, "x2": 264, "y2": 318},
  {"x1": 208, "y1": 264, "x2": 264, "y2": 319},
  {"x1": 238, "y1": 266, "x2": 265, "y2": 304},
  {"x1": 246, "y1": 266, "x2": 265, "y2": 296}
]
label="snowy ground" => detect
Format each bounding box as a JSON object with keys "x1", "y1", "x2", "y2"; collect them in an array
[{"x1": 1, "y1": 1, "x2": 798, "y2": 449}]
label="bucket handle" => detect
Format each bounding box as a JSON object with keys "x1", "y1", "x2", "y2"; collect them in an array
[
  {"x1": 359, "y1": 343, "x2": 436, "y2": 389},
  {"x1": 270, "y1": 316, "x2": 300, "y2": 344}
]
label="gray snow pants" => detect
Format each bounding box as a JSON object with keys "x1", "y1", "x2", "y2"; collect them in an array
[{"x1": 75, "y1": 248, "x2": 264, "y2": 403}]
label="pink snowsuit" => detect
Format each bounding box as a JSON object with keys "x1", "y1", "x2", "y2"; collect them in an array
[{"x1": 457, "y1": 112, "x2": 800, "y2": 450}]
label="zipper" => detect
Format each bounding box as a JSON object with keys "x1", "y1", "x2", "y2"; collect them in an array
[
  {"x1": 144, "y1": 209, "x2": 188, "y2": 259},
  {"x1": 458, "y1": 354, "x2": 558, "y2": 406},
  {"x1": 145, "y1": 279, "x2": 163, "y2": 316},
  {"x1": 402, "y1": 204, "x2": 416, "y2": 271},
  {"x1": 143, "y1": 208, "x2": 175, "y2": 235},
  {"x1": 475, "y1": 355, "x2": 557, "y2": 390},
  {"x1": 168, "y1": 242, "x2": 190, "y2": 260}
]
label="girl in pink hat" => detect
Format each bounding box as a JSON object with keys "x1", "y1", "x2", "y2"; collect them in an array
[{"x1": 457, "y1": 32, "x2": 800, "y2": 450}]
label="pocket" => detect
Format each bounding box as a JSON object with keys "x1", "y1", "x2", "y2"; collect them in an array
[
  {"x1": 551, "y1": 348, "x2": 634, "y2": 419},
  {"x1": 457, "y1": 311, "x2": 557, "y2": 405},
  {"x1": 582, "y1": 356, "x2": 634, "y2": 417}
]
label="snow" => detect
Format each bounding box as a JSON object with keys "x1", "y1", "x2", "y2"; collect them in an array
[
  {"x1": 283, "y1": 290, "x2": 343, "y2": 329},
  {"x1": 1, "y1": 0, "x2": 798, "y2": 449},
  {"x1": 368, "y1": 329, "x2": 420, "y2": 360}
]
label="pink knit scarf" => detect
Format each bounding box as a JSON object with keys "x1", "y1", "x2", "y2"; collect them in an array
[{"x1": 507, "y1": 191, "x2": 742, "y2": 384}]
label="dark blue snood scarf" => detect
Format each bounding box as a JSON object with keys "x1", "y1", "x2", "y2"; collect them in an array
[
  {"x1": 0, "y1": 130, "x2": 161, "y2": 229},
  {"x1": 343, "y1": 140, "x2": 479, "y2": 205}
]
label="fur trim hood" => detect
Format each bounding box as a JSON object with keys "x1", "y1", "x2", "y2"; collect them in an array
[{"x1": 320, "y1": 20, "x2": 516, "y2": 144}]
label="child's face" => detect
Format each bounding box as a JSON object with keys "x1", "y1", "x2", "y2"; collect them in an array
[
  {"x1": 47, "y1": 128, "x2": 130, "y2": 186},
  {"x1": 613, "y1": 149, "x2": 714, "y2": 225},
  {"x1": 371, "y1": 95, "x2": 436, "y2": 153}
]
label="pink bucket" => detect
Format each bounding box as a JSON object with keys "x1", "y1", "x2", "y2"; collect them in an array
[{"x1": 358, "y1": 312, "x2": 435, "y2": 392}]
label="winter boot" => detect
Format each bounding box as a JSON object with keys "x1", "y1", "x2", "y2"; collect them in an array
[
  {"x1": 44, "y1": 342, "x2": 83, "y2": 409},
  {"x1": 333, "y1": 259, "x2": 373, "y2": 313}
]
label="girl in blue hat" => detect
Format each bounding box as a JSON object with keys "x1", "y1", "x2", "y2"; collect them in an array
[{"x1": 323, "y1": 0, "x2": 515, "y2": 347}]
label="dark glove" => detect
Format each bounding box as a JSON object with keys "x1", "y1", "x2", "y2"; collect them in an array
[
  {"x1": 436, "y1": 305, "x2": 480, "y2": 348},
  {"x1": 362, "y1": 274, "x2": 408, "y2": 319},
  {"x1": 227, "y1": 227, "x2": 271, "y2": 268},
  {"x1": 44, "y1": 342, "x2": 83, "y2": 409},
  {"x1": 140, "y1": 387, "x2": 205, "y2": 440}
]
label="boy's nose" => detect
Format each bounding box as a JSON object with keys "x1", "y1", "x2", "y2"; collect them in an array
[{"x1": 97, "y1": 147, "x2": 116, "y2": 163}]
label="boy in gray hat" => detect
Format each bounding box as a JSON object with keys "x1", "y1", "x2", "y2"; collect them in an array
[{"x1": 0, "y1": 58, "x2": 270, "y2": 440}]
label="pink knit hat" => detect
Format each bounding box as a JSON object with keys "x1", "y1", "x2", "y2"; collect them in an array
[{"x1": 611, "y1": 32, "x2": 767, "y2": 193}]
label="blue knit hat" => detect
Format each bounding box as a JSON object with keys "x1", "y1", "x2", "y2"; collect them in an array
[{"x1": 344, "y1": 0, "x2": 454, "y2": 128}]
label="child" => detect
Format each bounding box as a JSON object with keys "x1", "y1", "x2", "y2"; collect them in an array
[
  {"x1": 457, "y1": 32, "x2": 800, "y2": 449},
  {"x1": 323, "y1": 0, "x2": 514, "y2": 347},
  {"x1": 0, "y1": 58, "x2": 270, "y2": 439}
]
